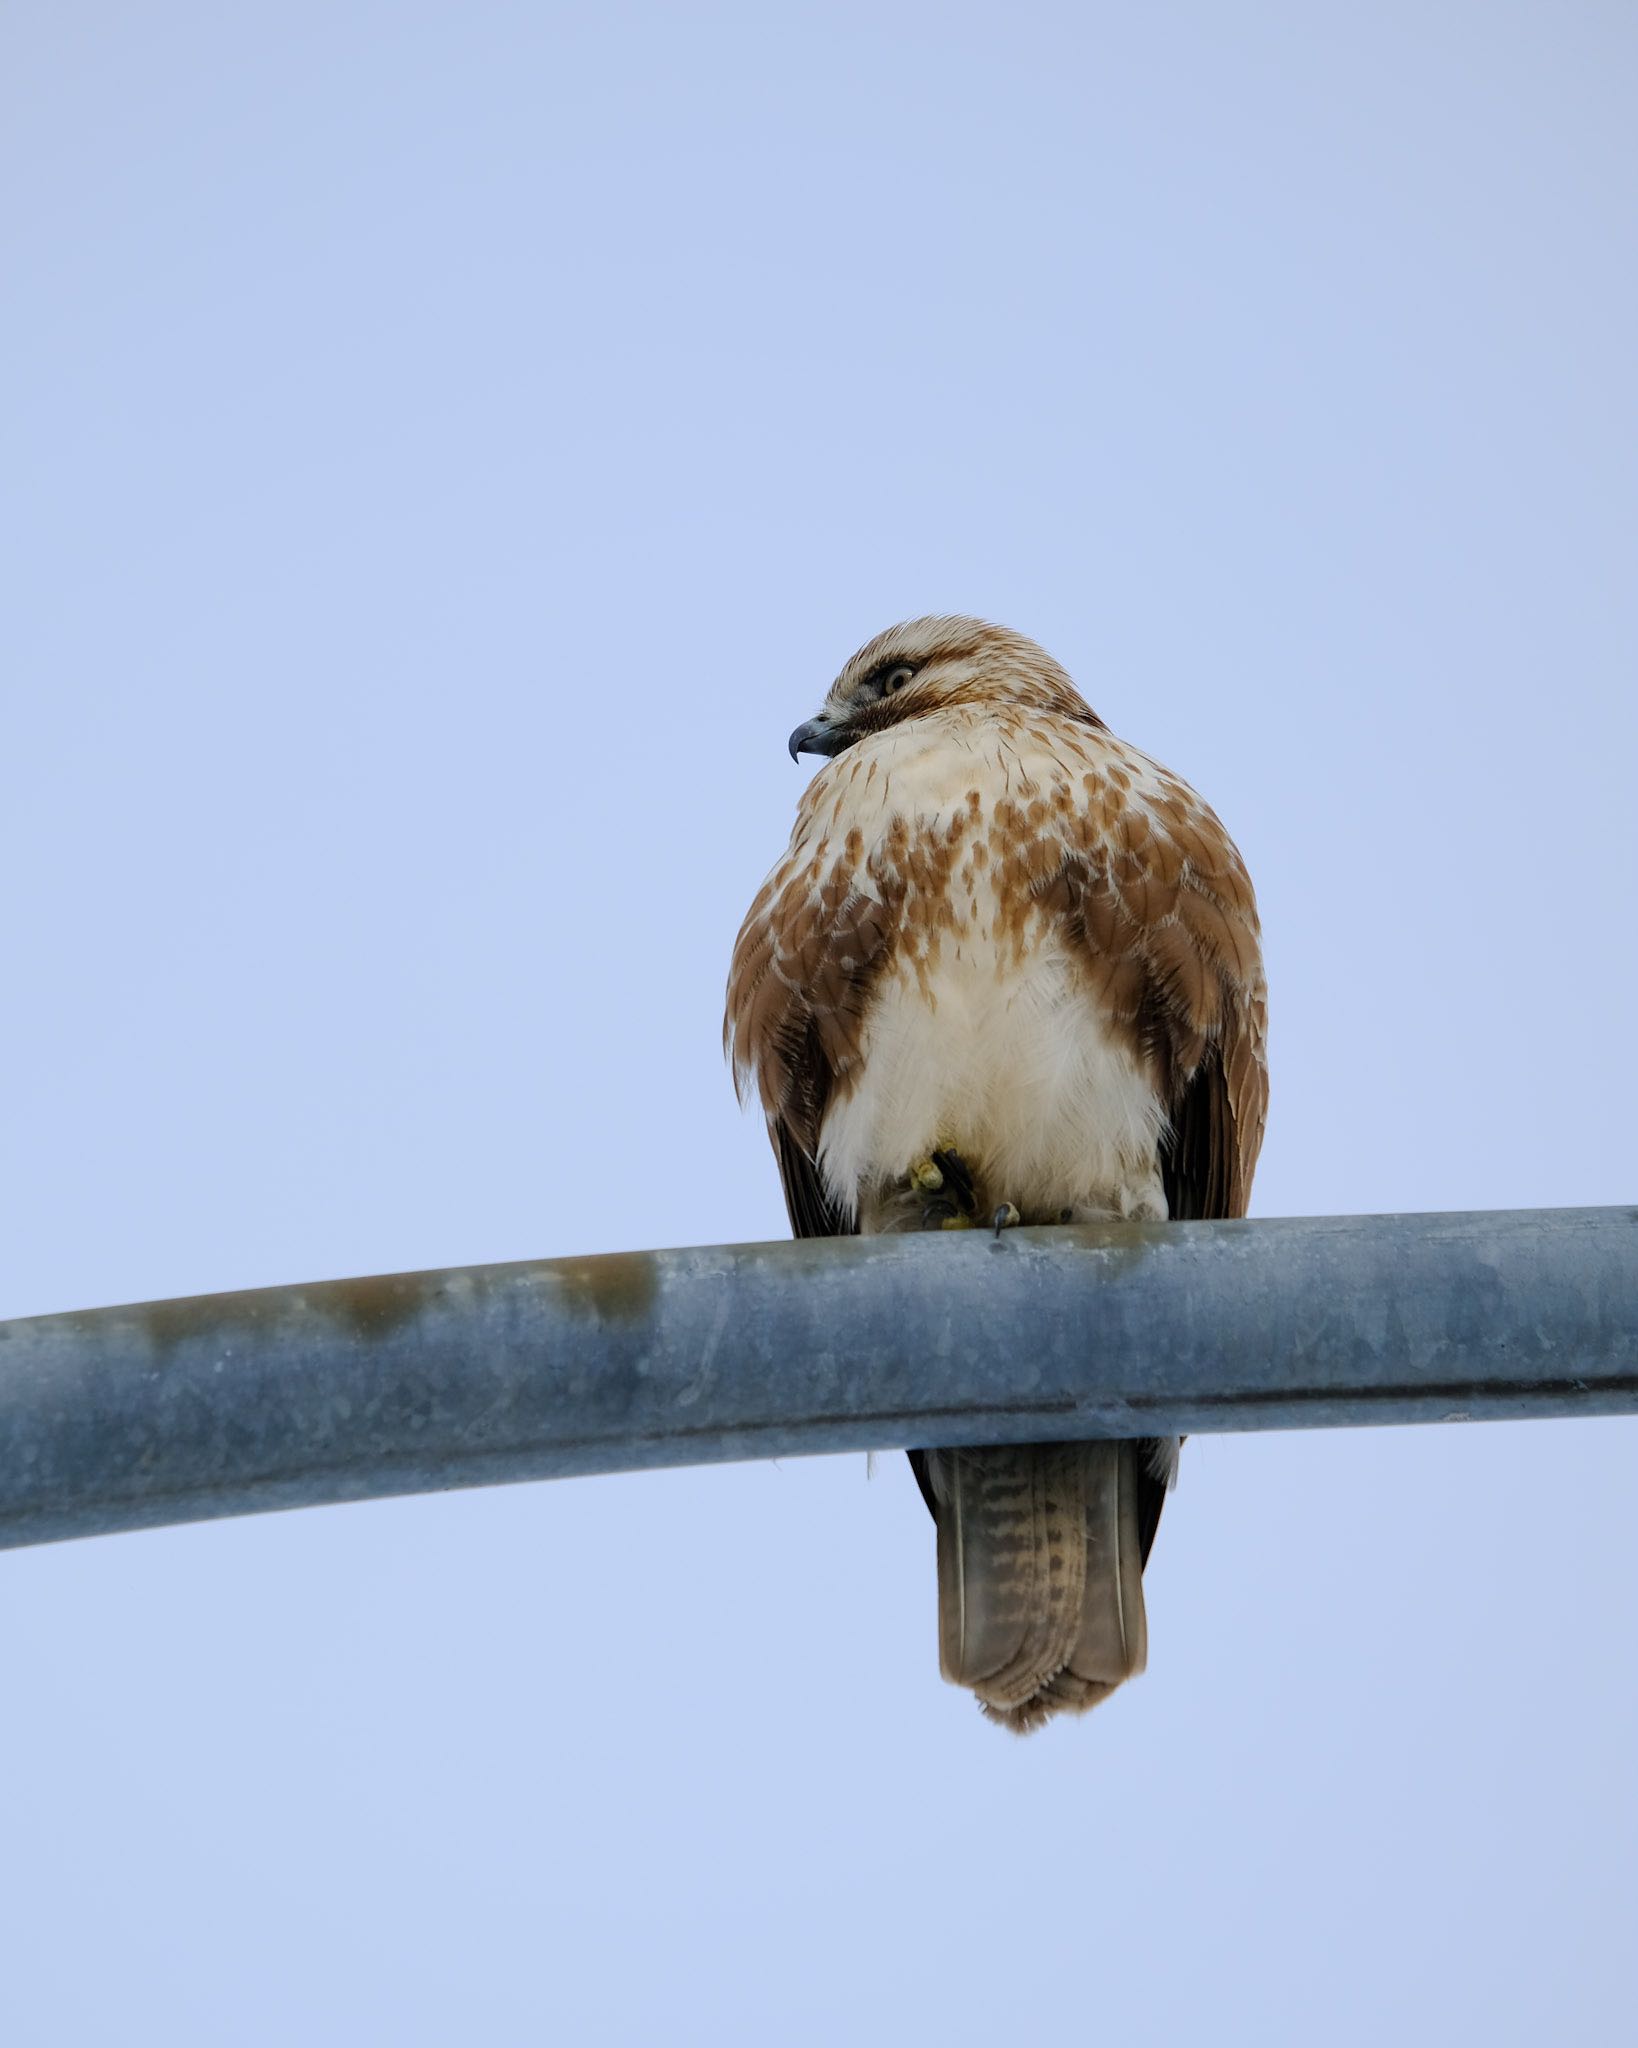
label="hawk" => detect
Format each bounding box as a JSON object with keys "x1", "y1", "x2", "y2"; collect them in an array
[{"x1": 725, "y1": 618, "x2": 1267, "y2": 1730}]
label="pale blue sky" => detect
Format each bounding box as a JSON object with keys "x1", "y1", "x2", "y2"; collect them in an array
[{"x1": 3, "y1": 5, "x2": 1635, "y2": 2043}]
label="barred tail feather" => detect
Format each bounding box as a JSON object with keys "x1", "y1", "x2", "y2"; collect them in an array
[{"x1": 927, "y1": 1441, "x2": 1149, "y2": 1732}]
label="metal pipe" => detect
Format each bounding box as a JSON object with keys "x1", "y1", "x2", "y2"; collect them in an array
[{"x1": 0, "y1": 1207, "x2": 1633, "y2": 1552}]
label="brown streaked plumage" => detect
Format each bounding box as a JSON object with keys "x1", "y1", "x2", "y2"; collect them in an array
[{"x1": 725, "y1": 616, "x2": 1267, "y2": 1730}]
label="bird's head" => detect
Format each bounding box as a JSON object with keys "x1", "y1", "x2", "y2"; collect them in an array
[{"x1": 787, "y1": 616, "x2": 1099, "y2": 763}]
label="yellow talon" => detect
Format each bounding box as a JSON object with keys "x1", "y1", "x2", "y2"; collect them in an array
[
  {"x1": 940, "y1": 1215, "x2": 974, "y2": 1231},
  {"x1": 910, "y1": 1158, "x2": 944, "y2": 1193}
]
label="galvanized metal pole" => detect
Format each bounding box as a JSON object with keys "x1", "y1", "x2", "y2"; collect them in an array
[{"x1": 0, "y1": 1207, "x2": 1633, "y2": 1552}]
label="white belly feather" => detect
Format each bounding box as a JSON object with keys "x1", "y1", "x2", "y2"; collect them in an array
[{"x1": 819, "y1": 936, "x2": 1167, "y2": 1221}]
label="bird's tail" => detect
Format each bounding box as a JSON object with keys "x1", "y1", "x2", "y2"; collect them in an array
[{"x1": 923, "y1": 1441, "x2": 1150, "y2": 1732}]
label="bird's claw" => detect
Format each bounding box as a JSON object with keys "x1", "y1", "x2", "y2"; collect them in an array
[{"x1": 992, "y1": 1202, "x2": 1021, "y2": 1239}]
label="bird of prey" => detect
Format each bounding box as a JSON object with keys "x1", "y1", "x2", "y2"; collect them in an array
[{"x1": 725, "y1": 618, "x2": 1267, "y2": 1730}]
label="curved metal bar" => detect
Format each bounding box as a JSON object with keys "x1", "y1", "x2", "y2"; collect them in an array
[{"x1": 0, "y1": 1207, "x2": 1634, "y2": 1551}]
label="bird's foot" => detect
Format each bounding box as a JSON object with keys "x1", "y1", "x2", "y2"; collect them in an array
[
  {"x1": 907, "y1": 1145, "x2": 978, "y2": 1230},
  {"x1": 991, "y1": 1202, "x2": 1022, "y2": 1239}
]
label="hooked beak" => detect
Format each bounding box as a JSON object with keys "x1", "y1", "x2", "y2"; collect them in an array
[{"x1": 788, "y1": 713, "x2": 857, "y2": 763}]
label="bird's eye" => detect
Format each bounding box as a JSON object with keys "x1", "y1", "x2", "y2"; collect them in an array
[{"x1": 853, "y1": 661, "x2": 918, "y2": 706}]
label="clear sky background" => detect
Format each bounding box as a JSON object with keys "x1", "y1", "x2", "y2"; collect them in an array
[{"x1": 3, "y1": 4, "x2": 1635, "y2": 2043}]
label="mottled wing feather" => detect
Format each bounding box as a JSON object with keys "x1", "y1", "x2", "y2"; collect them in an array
[
  {"x1": 726, "y1": 835, "x2": 887, "y2": 1233},
  {"x1": 726, "y1": 855, "x2": 894, "y2": 1153},
  {"x1": 1043, "y1": 776, "x2": 1267, "y2": 1222},
  {"x1": 774, "y1": 1116, "x2": 853, "y2": 1240},
  {"x1": 1163, "y1": 1029, "x2": 1261, "y2": 1223}
]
